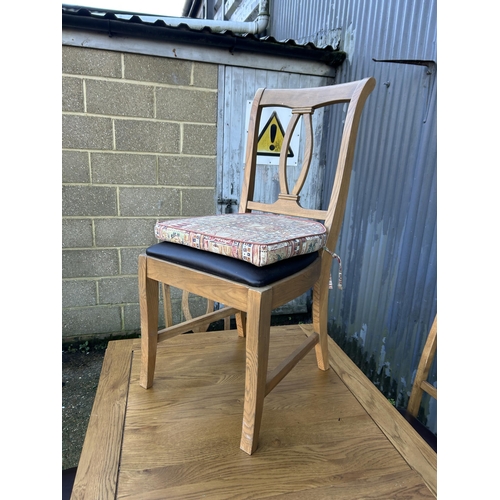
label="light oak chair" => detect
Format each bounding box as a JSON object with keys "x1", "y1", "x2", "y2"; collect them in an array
[
  {"x1": 138, "y1": 77, "x2": 376, "y2": 454},
  {"x1": 398, "y1": 315, "x2": 437, "y2": 452}
]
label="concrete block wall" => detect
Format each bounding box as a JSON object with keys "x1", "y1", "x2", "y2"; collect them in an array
[{"x1": 62, "y1": 46, "x2": 218, "y2": 341}]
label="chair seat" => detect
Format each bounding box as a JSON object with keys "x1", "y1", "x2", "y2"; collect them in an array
[
  {"x1": 154, "y1": 213, "x2": 327, "y2": 267},
  {"x1": 146, "y1": 241, "x2": 320, "y2": 287}
]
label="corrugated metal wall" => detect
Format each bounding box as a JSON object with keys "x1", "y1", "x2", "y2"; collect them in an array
[{"x1": 269, "y1": 0, "x2": 437, "y2": 432}]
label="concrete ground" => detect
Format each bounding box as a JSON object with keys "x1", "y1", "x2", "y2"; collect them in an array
[{"x1": 62, "y1": 346, "x2": 105, "y2": 470}]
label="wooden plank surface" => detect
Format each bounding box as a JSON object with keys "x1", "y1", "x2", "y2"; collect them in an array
[
  {"x1": 115, "y1": 327, "x2": 434, "y2": 499},
  {"x1": 299, "y1": 325, "x2": 437, "y2": 497},
  {"x1": 71, "y1": 339, "x2": 134, "y2": 500}
]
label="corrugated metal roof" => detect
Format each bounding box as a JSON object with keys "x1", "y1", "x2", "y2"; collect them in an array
[{"x1": 62, "y1": 5, "x2": 346, "y2": 67}]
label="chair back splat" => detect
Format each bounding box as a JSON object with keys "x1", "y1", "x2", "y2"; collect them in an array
[{"x1": 139, "y1": 77, "x2": 376, "y2": 455}]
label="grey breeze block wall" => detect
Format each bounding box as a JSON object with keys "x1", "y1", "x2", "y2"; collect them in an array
[{"x1": 62, "y1": 45, "x2": 218, "y2": 341}]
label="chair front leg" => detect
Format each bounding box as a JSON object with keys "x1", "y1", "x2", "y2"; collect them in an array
[
  {"x1": 139, "y1": 255, "x2": 159, "y2": 389},
  {"x1": 240, "y1": 288, "x2": 272, "y2": 455}
]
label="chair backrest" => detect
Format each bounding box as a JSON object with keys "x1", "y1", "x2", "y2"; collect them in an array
[
  {"x1": 407, "y1": 315, "x2": 437, "y2": 417},
  {"x1": 239, "y1": 77, "x2": 376, "y2": 263}
]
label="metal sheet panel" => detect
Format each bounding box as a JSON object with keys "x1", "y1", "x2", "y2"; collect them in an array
[{"x1": 270, "y1": 0, "x2": 342, "y2": 48}]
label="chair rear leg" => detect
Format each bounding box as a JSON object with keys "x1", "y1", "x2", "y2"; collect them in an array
[
  {"x1": 312, "y1": 280, "x2": 330, "y2": 371},
  {"x1": 161, "y1": 283, "x2": 173, "y2": 327},
  {"x1": 240, "y1": 289, "x2": 272, "y2": 455},
  {"x1": 139, "y1": 255, "x2": 159, "y2": 389},
  {"x1": 236, "y1": 311, "x2": 247, "y2": 338}
]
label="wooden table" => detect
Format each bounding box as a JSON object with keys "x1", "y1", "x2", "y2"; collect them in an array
[{"x1": 71, "y1": 325, "x2": 436, "y2": 499}]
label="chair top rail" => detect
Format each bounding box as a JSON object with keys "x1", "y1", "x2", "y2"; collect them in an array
[{"x1": 258, "y1": 78, "x2": 374, "y2": 110}]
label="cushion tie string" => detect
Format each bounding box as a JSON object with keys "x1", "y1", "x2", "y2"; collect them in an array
[{"x1": 323, "y1": 247, "x2": 343, "y2": 290}]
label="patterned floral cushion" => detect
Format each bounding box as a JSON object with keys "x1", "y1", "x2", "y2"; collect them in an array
[{"x1": 154, "y1": 213, "x2": 327, "y2": 267}]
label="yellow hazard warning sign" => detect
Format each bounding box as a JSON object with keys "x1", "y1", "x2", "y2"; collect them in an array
[{"x1": 257, "y1": 112, "x2": 294, "y2": 157}]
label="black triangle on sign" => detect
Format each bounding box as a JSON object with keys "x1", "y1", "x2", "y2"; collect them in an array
[{"x1": 257, "y1": 111, "x2": 294, "y2": 157}]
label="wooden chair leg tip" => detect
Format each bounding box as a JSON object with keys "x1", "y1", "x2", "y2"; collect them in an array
[
  {"x1": 240, "y1": 442, "x2": 256, "y2": 455},
  {"x1": 139, "y1": 377, "x2": 153, "y2": 389},
  {"x1": 240, "y1": 431, "x2": 258, "y2": 455}
]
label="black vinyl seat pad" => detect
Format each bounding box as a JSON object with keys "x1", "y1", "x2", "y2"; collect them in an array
[{"x1": 146, "y1": 242, "x2": 320, "y2": 287}]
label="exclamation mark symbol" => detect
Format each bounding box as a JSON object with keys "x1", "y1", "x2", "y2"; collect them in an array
[{"x1": 269, "y1": 124, "x2": 277, "y2": 151}]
